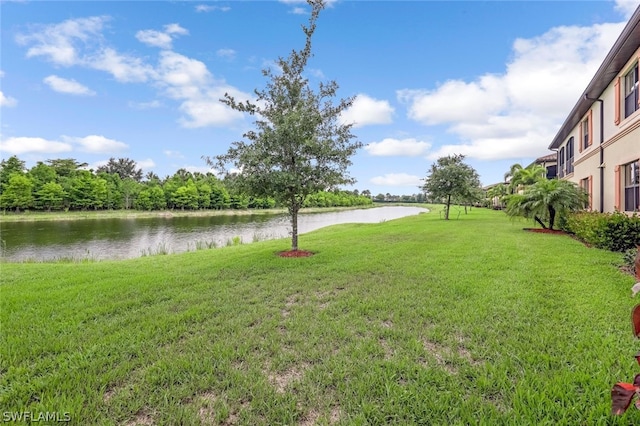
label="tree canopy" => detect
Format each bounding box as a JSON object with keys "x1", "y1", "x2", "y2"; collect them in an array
[
  {"x1": 206, "y1": 0, "x2": 361, "y2": 251},
  {"x1": 96, "y1": 157, "x2": 143, "y2": 182},
  {"x1": 422, "y1": 154, "x2": 481, "y2": 220}
]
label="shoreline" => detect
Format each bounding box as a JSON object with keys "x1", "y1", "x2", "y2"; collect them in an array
[{"x1": 0, "y1": 203, "x2": 424, "y2": 223}]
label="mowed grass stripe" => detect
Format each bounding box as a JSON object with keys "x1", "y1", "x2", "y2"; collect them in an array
[{"x1": 0, "y1": 207, "x2": 636, "y2": 425}]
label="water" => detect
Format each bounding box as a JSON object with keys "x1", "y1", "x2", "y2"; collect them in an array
[{"x1": 0, "y1": 206, "x2": 427, "y2": 261}]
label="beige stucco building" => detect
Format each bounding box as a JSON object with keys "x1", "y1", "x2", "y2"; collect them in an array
[{"x1": 549, "y1": 6, "x2": 640, "y2": 214}]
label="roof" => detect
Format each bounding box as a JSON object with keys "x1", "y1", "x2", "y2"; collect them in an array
[
  {"x1": 548, "y1": 6, "x2": 640, "y2": 149},
  {"x1": 534, "y1": 153, "x2": 557, "y2": 163}
]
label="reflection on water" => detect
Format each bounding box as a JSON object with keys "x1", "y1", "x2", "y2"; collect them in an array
[{"x1": 0, "y1": 206, "x2": 427, "y2": 261}]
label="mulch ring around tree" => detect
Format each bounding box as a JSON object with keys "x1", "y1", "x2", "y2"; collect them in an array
[
  {"x1": 277, "y1": 250, "x2": 315, "y2": 258},
  {"x1": 523, "y1": 228, "x2": 567, "y2": 235}
]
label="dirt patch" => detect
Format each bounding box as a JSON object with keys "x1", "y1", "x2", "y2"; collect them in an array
[
  {"x1": 379, "y1": 337, "x2": 394, "y2": 360},
  {"x1": 282, "y1": 294, "x2": 300, "y2": 318},
  {"x1": 124, "y1": 410, "x2": 154, "y2": 426},
  {"x1": 422, "y1": 340, "x2": 457, "y2": 374},
  {"x1": 299, "y1": 409, "x2": 320, "y2": 426},
  {"x1": 103, "y1": 387, "x2": 115, "y2": 403},
  {"x1": 277, "y1": 250, "x2": 315, "y2": 258},
  {"x1": 268, "y1": 363, "x2": 310, "y2": 393},
  {"x1": 329, "y1": 406, "x2": 341, "y2": 424}
]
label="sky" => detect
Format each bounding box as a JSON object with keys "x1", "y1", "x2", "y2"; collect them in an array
[{"x1": 1, "y1": 0, "x2": 639, "y2": 196}]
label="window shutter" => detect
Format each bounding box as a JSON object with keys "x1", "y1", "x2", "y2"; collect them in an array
[
  {"x1": 588, "y1": 175, "x2": 593, "y2": 210},
  {"x1": 579, "y1": 123, "x2": 583, "y2": 153},
  {"x1": 614, "y1": 77, "x2": 621, "y2": 125},
  {"x1": 588, "y1": 109, "x2": 593, "y2": 146},
  {"x1": 614, "y1": 165, "x2": 621, "y2": 211}
]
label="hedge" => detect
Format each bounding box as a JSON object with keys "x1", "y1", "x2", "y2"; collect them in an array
[{"x1": 562, "y1": 211, "x2": 640, "y2": 252}]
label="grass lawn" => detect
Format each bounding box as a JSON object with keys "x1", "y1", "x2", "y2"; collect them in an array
[{"x1": 1, "y1": 206, "x2": 637, "y2": 425}]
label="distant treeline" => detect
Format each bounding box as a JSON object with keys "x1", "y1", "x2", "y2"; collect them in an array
[{"x1": 0, "y1": 156, "x2": 373, "y2": 212}]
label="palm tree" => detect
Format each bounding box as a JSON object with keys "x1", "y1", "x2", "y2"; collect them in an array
[
  {"x1": 486, "y1": 183, "x2": 508, "y2": 209},
  {"x1": 504, "y1": 163, "x2": 523, "y2": 183},
  {"x1": 508, "y1": 164, "x2": 547, "y2": 193},
  {"x1": 506, "y1": 179, "x2": 588, "y2": 230}
]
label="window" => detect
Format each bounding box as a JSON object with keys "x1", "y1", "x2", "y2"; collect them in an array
[
  {"x1": 582, "y1": 118, "x2": 590, "y2": 150},
  {"x1": 566, "y1": 137, "x2": 574, "y2": 174},
  {"x1": 558, "y1": 147, "x2": 565, "y2": 178},
  {"x1": 624, "y1": 160, "x2": 640, "y2": 212},
  {"x1": 580, "y1": 177, "x2": 592, "y2": 210},
  {"x1": 625, "y1": 63, "x2": 639, "y2": 119}
]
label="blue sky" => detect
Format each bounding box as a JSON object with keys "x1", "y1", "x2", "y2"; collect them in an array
[{"x1": 1, "y1": 0, "x2": 639, "y2": 196}]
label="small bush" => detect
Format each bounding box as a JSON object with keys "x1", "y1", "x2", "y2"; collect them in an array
[
  {"x1": 622, "y1": 247, "x2": 638, "y2": 276},
  {"x1": 563, "y1": 211, "x2": 640, "y2": 252}
]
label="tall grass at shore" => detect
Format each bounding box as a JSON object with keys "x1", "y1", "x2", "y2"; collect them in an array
[{"x1": 1, "y1": 208, "x2": 637, "y2": 425}]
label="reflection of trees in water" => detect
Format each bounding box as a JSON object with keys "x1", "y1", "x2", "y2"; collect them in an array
[{"x1": 3, "y1": 207, "x2": 425, "y2": 261}]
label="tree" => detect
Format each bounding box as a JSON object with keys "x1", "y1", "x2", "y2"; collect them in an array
[
  {"x1": 422, "y1": 154, "x2": 481, "y2": 220},
  {"x1": 46, "y1": 158, "x2": 87, "y2": 178},
  {"x1": 96, "y1": 157, "x2": 143, "y2": 182},
  {"x1": 207, "y1": 0, "x2": 361, "y2": 251},
  {"x1": 486, "y1": 183, "x2": 508, "y2": 209},
  {"x1": 505, "y1": 178, "x2": 588, "y2": 230},
  {"x1": 36, "y1": 181, "x2": 65, "y2": 212},
  {"x1": 172, "y1": 179, "x2": 199, "y2": 210},
  {"x1": 0, "y1": 156, "x2": 26, "y2": 193},
  {"x1": 508, "y1": 163, "x2": 546, "y2": 193},
  {"x1": 0, "y1": 173, "x2": 34, "y2": 212}
]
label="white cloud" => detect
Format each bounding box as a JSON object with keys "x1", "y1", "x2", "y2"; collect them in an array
[
  {"x1": 184, "y1": 165, "x2": 215, "y2": 174},
  {"x1": 308, "y1": 68, "x2": 325, "y2": 79},
  {"x1": 178, "y1": 97, "x2": 245, "y2": 128},
  {"x1": 290, "y1": 7, "x2": 307, "y2": 15},
  {"x1": 157, "y1": 51, "x2": 247, "y2": 127},
  {"x1": 365, "y1": 138, "x2": 431, "y2": 157},
  {"x1": 163, "y1": 150, "x2": 184, "y2": 158},
  {"x1": 17, "y1": 16, "x2": 248, "y2": 128},
  {"x1": 136, "y1": 158, "x2": 156, "y2": 170},
  {"x1": 66, "y1": 135, "x2": 129, "y2": 153},
  {"x1": 0, "y1": 137, "x2": 72, "y2": 155},
  {"x1": 136, "y1": 30, "x2": 173, "y2": 49},
  {"x1": 136, "y1": 24, "x2": 188, "y2": 50},
  {"x1": 398, "y1": 74, "x2": 507, "y2": 125},
  {"x1": 0, "y1": 91, "x2": 18, "y2": 107},
  {"x1": 195, "y1": 5, "x2": 230, "y2": 13},
  {"x1": 340, "y1": 94, "x2": 394, "y2": 128},
  {"x1": 164, "y1": 24, "x2": 188, "y2": 36},
  {"x1": 43, "y1": 75, "x2": 95, "y2": 96},
  {"x1": 216, "y1": 49, "x2": 236, "y2": 60},
  {"x1": 89, "y1": 48, "x2": 156, "y2": 83},
  {"x1": 399, "y1": 21, "x2": 625, "y2": 161},
  {"x1": 128, "y1": 100, "x2": 162, "y2": 109},
  {"x1": 16, "y1": 16, "x2": 107, "y2": 66},
  {"x1": 615, "y1": 0, "x2": 639, "y2": 18},
  {"x1": 370, "y1": 173, "x2": 422, "y2": 187},
  {"x1": 88, "y1": 160, "x2": 108, "y2": 171}
]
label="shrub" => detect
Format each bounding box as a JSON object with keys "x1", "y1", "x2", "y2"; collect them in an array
[{"x1": 563, "y1": 211, "x2": 640, "y2": 252}]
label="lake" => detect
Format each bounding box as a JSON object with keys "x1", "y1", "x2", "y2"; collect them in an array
[{"x1": 0, "y1": 206, "x2": 427, "y2": 262}]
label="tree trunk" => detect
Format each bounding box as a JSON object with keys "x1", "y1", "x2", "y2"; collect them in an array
[
  {"x1": 548, "y1": 206, "x2": 556, "y2": 230},
  {"x1": 534, "y1": 215, "x2": 547, "y2": 229},
  {"x1": 445, "y1": 194, "x2": 451, "y2": 220},
  {"x1": 291, "y1": 205, "x2": 299, "y2": 251}
]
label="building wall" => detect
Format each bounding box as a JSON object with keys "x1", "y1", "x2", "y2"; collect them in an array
[{"x1": 556, "y1": 46, "x2": 640, "y2": 213}]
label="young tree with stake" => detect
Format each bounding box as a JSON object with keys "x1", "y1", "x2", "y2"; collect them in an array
[{"x1": 206, "y1": 0, "x2": 361, "y2": 252}]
